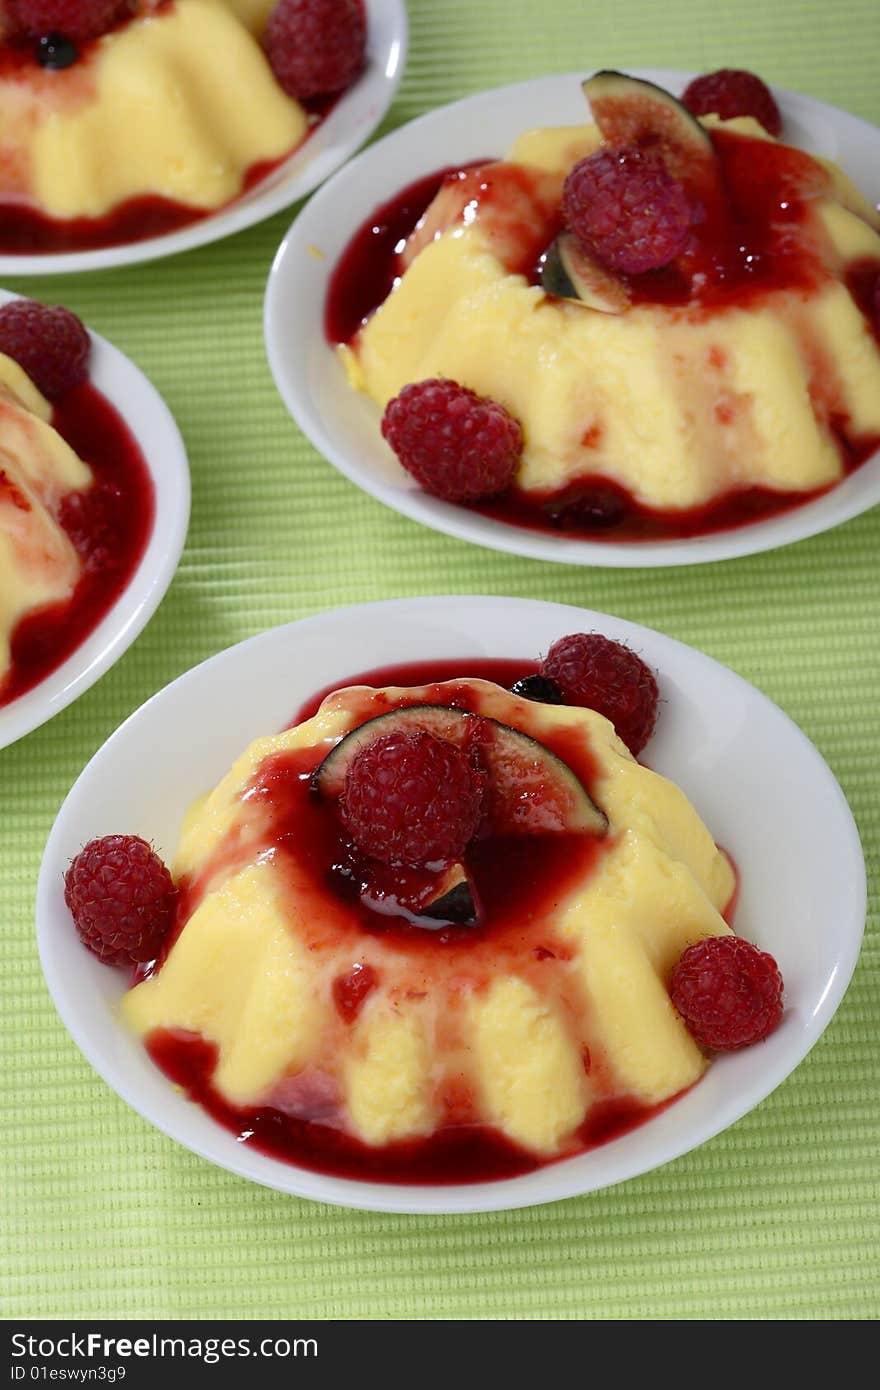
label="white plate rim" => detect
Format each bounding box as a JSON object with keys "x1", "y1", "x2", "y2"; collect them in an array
[
  {"x1": 264, "y1": 68, "x2": 880, "y2": 569},
  {"x1": 0, "y1": 0, "x2": 408, "y2": 276},
  {"x1": 36, "y1": 595, "x2": 867, "y2": 1214},
  {"x1": 0, "y1": 289, "x2": 190, "y2": 747}
]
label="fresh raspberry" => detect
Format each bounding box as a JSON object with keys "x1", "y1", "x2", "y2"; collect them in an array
[
  {"x1": 339, "y1": 730, "x2": 485, "y2": 867},
  {"x1": 0, "y1": 299, "x2": 90, "y2": 399},
  {"x1": 381, "y1": 379, "x2": 523, "y2": 503},
  {"x1": 563, "y1": 147, "x2": 693, "y2": 276},
  {"x1": 670, "y1": 935, "x2": 784, "y2": 1050},
  {"x1": 64, "y1": 835, "x2": 177, "y2": 967},
  {"x1": 265, "y1": 0, "x2": 367, "y2": 100},
  {"x1": 681, "y1": 69, "x2": 782, "y2": 138},
  {"x1": 541, "y1": 632, "x2": 659, "y2": 756},
  {"x1": 8, "y1": 0, "x2": 127, "y2": 41}
]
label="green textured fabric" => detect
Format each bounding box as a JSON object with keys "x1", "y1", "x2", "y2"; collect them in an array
[{"x1": 2, "y1": 0, "x2": 879, "y2": 1322}]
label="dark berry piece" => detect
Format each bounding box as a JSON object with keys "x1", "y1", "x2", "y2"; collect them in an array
[
  {"x1": 339, "y1": 729, "x2": 485, "y2": 867},
  {"x1": 0, "y1": 299, "x2": 90, "y2": 399},
  {"x1": 542, "y1": 632, "x2": 659, "y2": 756},
  {"x1": 543, "y1": 481, "x2": 628, "y2": 530},
  {"x1": 681, "y1": 69, "x2": 782, "y2": 138},
  {"x1": 509, "y1": 674, "x2": 564, "y2": 704},
  {"x1": 35, "y1": 32, "x2": 79, "y2": 68},
  {"x1": 563, "y1": 146, "x2": 693, "y2": 275},
  {"x1": 670, "y1": 935, "x2": 784, "y2": 1050},
  {"x1": 265, "y1": 0, "x2": 367, "y2": 101},
  {"x1": 381, "y1": 378, "x2": 523, "y2": 503},
  {"x1": 64, "y1": 834, "x2": 177, "y2": 967}
]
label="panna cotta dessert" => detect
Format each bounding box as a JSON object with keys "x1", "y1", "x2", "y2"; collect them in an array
[
  {"x1": 64, "y1": 637, "x2": 784, "y2": 1184},
  {"x1": 0, "y1": 0, "x2": 367, "y2": 252},
  {"x1": 330, "y1": 69, "x2": 880, "y2": 541},
  {"x1": 0, "y1": 298, "x2": 153, "y2": 707}
]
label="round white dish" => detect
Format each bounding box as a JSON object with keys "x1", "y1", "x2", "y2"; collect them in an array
[
  {"x1": 0, "y1": 0, "x2": 408, "y2": 276},
  {"x1": 264, "y1": 69, "x2": 880, "y2": 568},
  {"x1": 37, "y1": 595, "x2": 866, "y2": 1214},
  {"x1": 0, "y1": 290, "x2": 190, "y2": 748}
]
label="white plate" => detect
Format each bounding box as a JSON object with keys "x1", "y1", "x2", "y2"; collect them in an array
[
  {"x1": 0, "y1": 0, "x2": 407, "y2": 276},
  {"x1": 0, "y1": 290, "x2": 189, "y2": 747},
  {"x1": 265, "y1": 70, "x2": 880, "y2": 568},
  {"x1": 36, "y1": 596, "x2": 866, "y2": 1213}
]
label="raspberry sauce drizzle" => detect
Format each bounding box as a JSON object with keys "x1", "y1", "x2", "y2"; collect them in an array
[
  {"x1": 0, "y1": 382, "x2": 154, "y2": 707},
  {"x1": 142, "y1": 657, "x2": 706, "y2": 1186},
  {"x1": 147, "y1": 1025, "x2": 678, "y2": 1185},
  {"x1": 0, "y1": 153, "x2": 304, "y2": 254},
  {"x1": 323, "y1": 166, "x2": 477, "y2": 344},
  {"x1": 325, "y1": 138, "x2": 880, "y2": 542}
]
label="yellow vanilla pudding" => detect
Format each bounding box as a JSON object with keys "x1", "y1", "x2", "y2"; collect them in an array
[
  {"x1": 0, "y1": 299, "x2": 155, "y2": 708},
  {"x1": 0, "y1": 0, "x2": 365, "y2": 251},
  {"x1": 0, "y1": 351, "x2": 89, "y2": 690},
  {"x1": 121, "y1": 672, "x2": 738, "y2": 1181},
  {"x1": 331, "y1": 72, "x2": 880, "y2": 539}
]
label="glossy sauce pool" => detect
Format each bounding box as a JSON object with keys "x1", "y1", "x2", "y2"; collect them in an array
[
  {"x1": 325, "y1": 134, "x2": 880, "y2": 542},
  {"x1": 0, "y1": 382, "x2": 154, "y2": 707},
  {"x1": 141, "y1": 658, "x2": 732, "y2": 1186}
]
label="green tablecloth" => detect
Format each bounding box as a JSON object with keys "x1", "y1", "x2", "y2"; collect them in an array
[{"x1": 3, "y1": 0, "x2": 879, "y2": 1321}]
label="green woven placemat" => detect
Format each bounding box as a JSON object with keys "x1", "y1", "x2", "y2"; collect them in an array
[{"x1": 2, "y1": 0, "x2": 879, "y2": 1321}]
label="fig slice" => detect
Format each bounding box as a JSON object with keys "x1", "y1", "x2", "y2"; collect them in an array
[
  {"x1": 312, "y1": 703, "x2": 607, "y2": 837},
  {"x1": 541, "y1": 232, "x2": 631, "y2": 312},
  {"x1": 360, "y1": 857, "x2": 482, "y2": 929},
  {"x1": 582, "y1": 69, "x2": 722, "y2": 203}
]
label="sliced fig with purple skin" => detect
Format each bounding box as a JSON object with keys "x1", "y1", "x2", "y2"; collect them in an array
[
  {"x1": 330, "y1": 850, "x2": 482, "y2": 929},
  {"x1": 541, "y1": 231, "x2": 631, "y2": 312},
  {"x1": 312, "y1": 704, "x2": 607, "y2": 837},
  {"x1": 582, "y1": 69, "x2": 722, "y2": 204},
  {"x1": 355, "y1": 856, "x2": 481, "y2": 928},
  {"x1": 421, "y1": 859, "x2": 481, "y2": 924}
]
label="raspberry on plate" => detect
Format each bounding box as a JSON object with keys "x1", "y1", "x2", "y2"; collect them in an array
[
  {"x1": 562, "y1": 146, "x2": 693, "y2": 275},
  {"x1": 265, "y1": 0, "x2": 367, "y2": 101},
  {"x1": 541, "y1": 632, "x2": 659, "y2": 756},
  {"x1": 8, "y1": 0, "x2": 127, "y2": 41},
  {"x1": 64, "y1": 835, "x2": 177, "y2": 967},
  {"x1": 0, "y1": 299, "x2": 90, "y2": 400},
  {"x1": 381, "y1": 379, "x2": 523, "y2": 503},
  {"x1": 339, "y1": 729, "x2": 485, "y2": 866},
  {"x1": 681, "y1": 69, "x2": 782, "y2": 138},
  {"x1": 670, "y1": 935, "x2": 785, "y2": 1050}
]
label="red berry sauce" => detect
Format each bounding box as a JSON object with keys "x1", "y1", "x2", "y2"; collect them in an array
[
  {"x1": 326, "y1": 134, "x2": 880, "y2": 542},
  {"x1": 0, "y1": 381, "x2": 154, "y2": 707},
  {"x1": 324, "y1": 167, "x2": 476, "y2": 344},
  {"x1": 0, "y1": 151, "x2": 324, "y2": 254},
  {"x1": 147, "y1": 1024, "x2": 678, "y2": 1185},
  {"x1": 141, "y1": 657, "x2": 728, "y2": 1185},
  {"x1": 293, "y1": 656, "x2": 534, "y2": 722}
]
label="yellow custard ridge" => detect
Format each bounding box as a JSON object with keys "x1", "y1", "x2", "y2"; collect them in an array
[
  {"x1": 123, "y1": 680, "x2": 736, "y2": 1157},
  {"x1": 0, "y1": 1, "x2": 307, "y2": 220}
]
